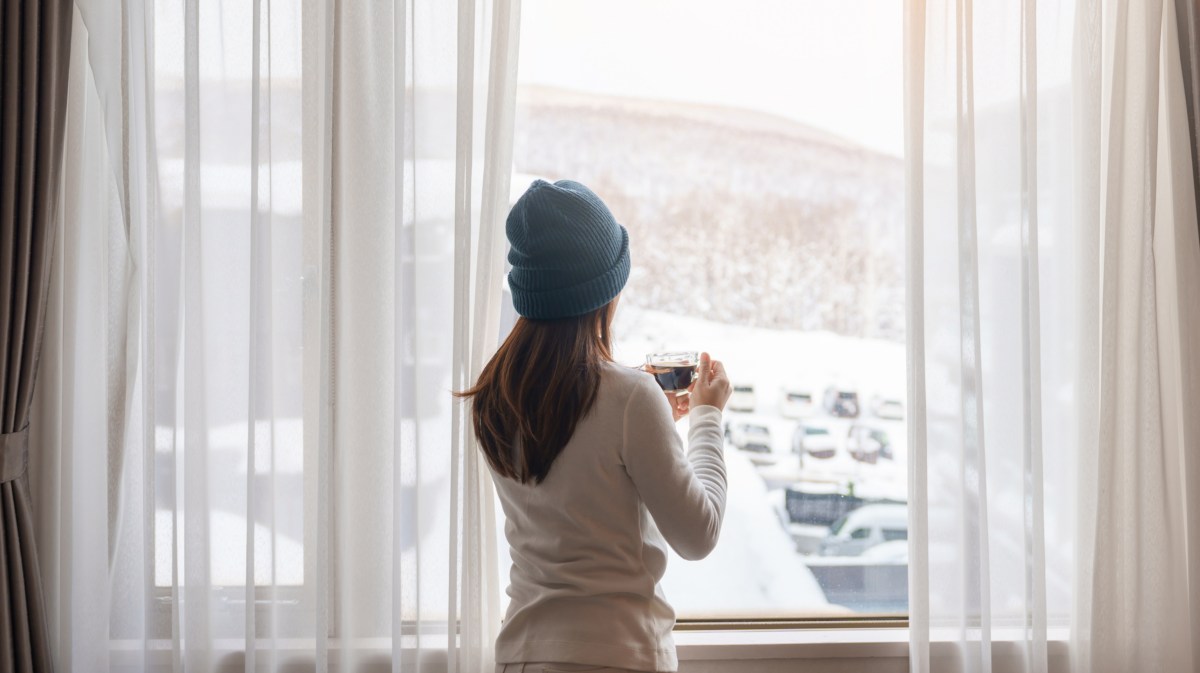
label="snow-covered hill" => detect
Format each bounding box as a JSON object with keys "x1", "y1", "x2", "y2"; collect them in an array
[{"x1": 514, "y1": 87, "x2": 905, "y2": 341}]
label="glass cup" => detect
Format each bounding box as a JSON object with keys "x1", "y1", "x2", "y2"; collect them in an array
[{"x1": 646, "y1": 351, "x2": 700, "y2": 396}]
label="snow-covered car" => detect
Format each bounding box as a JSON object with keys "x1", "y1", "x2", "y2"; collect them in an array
[
  {"x1": 823, "y1": 386, "x2": 861, "y2": 418},
  {"x1": 791, "y1": 420, "x2": 837, "y2": 459},
  {"x1": 780, "y1": 388, "x2": 817, "y2": 418},
  {"x1": 847, "y1": 424, "x2": 892, "y2": 463},
  {"x1": 728, "y1": 384, "x2": 757, "y2": 412},
  {"x1": 725, "y1": 420, "x2": 774, "y2": 464},
  {"x1": 819, "y1": 504, "x2": 908, "y2": 557},
  {"x1": 859, "y1": 539, "x2": 908, "y2": 564},
  {"x1": 870, "y1": 395, "x2": 905, "y2": 421}
]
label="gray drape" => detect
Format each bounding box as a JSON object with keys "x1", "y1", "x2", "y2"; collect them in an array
[
  {"x1": 0, "y1": 1, "x2": 73, "y2": 671},
  {"x1": 1178, "y1": 0, "x2": 1200, "y2": 244}
]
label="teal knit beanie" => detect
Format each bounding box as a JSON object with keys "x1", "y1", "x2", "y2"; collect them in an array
[{"x1": 506, "y1": 179, "x2": 630, "y2": 320}]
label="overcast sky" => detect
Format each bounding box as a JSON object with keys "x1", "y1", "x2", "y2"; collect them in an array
[
  {"x1": 518, "y1": 0, "x2": 905, "y2": 157},
  {"x1": 151, "y1": 0, "x2": 906, "y2": 156}
]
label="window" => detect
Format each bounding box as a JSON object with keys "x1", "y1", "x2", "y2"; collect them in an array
[{"x1": 510, "y1": 0, "x2": 906, "y2": 621}]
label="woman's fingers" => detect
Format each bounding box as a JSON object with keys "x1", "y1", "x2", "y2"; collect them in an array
[
  {"x1": 698, "y1": 352, "x2": 711, "y2": 384},
  {"x1": 666, "y1": 390, "x2": 689, "y2": 421},
  {"x1": 710, "y1": 359, "x2": 726, "y2": 381}
]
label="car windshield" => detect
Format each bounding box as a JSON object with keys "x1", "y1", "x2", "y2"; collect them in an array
[
  {"x1": 746, "y1": 425, "x2": 769, "y2": 435},
  {"x1": 839, "y1": 392, "x2": 857, "y2": 399},
  {"x1": 735, "y1": 386, "x2": 754, "y2": 393},
  {"x1": 829, "y1": 513, "x2": 850, "y2": 535},
  {"x1": 806, "y1": 427, "x2": 829, "y2": 436},
  {"x1": 788, "y1": 393, "x2": 811, "y2": 401}
]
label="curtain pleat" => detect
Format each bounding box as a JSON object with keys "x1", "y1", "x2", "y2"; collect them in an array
[
  {"x1": 1153, "y1": 6, "x2": 1200, "y2": 665},
  {"x1": 1168, "y1": 15, "x2": 1200, "y2": 668},
  {"x1": 447, "y1": 0, "x2": 477, "y2": 667},
  {"x1": 1069, "y1": 0, "x2": 1103, "y2": 665},
  {"x1": 391, "y1": 0, "x2": 413, "y2": 670},
  {"x1": 1017, "y1": 0, "x2": 1047, "y2": 664},
  {"x1": 244, "y1": 0, "x2": 266, "y2": 668},
  {"x1": 903, "y1": 1, "x2": 930, "y2": 670},
  {"x1": 311, "y1": 0, "x2": 336, "y2": 669},
  {"x1": 180, "y1": 0, "x2": 213, "y2": 668},
  {"x1": 951, "y1": 2, "x2": 994, "y2": 664},
  {"x1": 0, "y1": 0, "x2": 73, "y2": 671},
  {"x1": 1174, "y1": 0, "x2": 1200, "y2": 245}
]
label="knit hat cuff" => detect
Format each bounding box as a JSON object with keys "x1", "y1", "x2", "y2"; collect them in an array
[{"x1": 509, "y1": 227, "x2": 630, "y2": 320}]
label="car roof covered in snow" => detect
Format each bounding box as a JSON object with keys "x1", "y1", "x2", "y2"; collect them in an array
[{"x1": 839, "y1": 504, "x2": 908, "y2": 531}]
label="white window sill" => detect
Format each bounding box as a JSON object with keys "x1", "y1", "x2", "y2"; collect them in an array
[
  {"x1": 112, "y1": 629, "x2": 1069, "y2": 673},
  {"x1": 677, "y1": 628, "x2": 1069, "y2": 673},
  {"x1": 676, "y1": 627, "x2": 909, "y2": 661}
]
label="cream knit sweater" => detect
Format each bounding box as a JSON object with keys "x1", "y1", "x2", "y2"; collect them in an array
[{"x1": 492, "y1": 361, "x2": 728, "y2": 672}]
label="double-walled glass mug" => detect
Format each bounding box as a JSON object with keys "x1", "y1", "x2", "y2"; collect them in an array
[{"x1": 646, "y1": 351, "x2": 700, "y2": 395}]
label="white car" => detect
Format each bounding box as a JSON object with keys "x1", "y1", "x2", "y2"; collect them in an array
[
  {"x1": 780, "y1": 388, "x2": 817, "y2": 418},
  {"x1": 818, "y1": 504, "x2": 908, "y2": 557},
  {"x1": 791, "y1": 420, "x2": 837, "y2": 459},
  {"x1": 728, "y1": 384, "x2": 757, "y2": 412},
  {"x1": 823, "y1": 385, "x2": 861, "y2": 418},
  {"x1": 870, "y1": 396, "x2": 905, "y2": 421},
  {"x1": 725, "y1": 419, "x2": 774, "y2": 465},
  {"x1": 846, "y1": 424, "x2": 891, "y2": 463}
]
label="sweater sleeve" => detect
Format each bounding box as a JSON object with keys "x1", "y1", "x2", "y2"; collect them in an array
[{"x1": 621, "y1": 376, "x2": 728, "y2": 561}]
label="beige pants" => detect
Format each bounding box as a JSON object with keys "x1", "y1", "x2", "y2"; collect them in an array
[{"x1": 496, "y1": 663, "x2": 641, "y2": 673}]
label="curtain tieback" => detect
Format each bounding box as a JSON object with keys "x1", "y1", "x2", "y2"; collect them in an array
[{"x1": 0, "y1": 425, "x2": 29, "y2": 483}]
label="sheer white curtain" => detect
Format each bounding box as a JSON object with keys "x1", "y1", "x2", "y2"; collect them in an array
[
  {"x1": 1079, "y1": 1, "x2": 1200, "y2": 670},
  {"x1": 905, "y1": 0, "x2": 1200, "y2": 671},
  {"x1": 30, "y1": 0, "x2": 520, "y2": 671}
]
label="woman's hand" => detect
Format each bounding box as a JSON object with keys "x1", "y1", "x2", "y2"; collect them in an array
[
  {"x1": 666, "y1": 389, "x2": 691, "y2": 422},
  {"x1": 691, "y1": 352, "x2": 732, "y2": 411}
]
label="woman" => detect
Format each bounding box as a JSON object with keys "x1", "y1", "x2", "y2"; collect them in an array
[{"x1": 458, "y1": 179, "x2": 733, "y2": 673}]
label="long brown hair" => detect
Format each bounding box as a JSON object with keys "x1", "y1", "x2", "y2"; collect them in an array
[{"x1": 455, "y1": 301, "x2": 617, "y2": 484}]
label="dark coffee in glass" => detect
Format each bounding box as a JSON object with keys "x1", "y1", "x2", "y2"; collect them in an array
[{"x1": 646, "y1": 351, "x2": 699, "y2": 395}]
